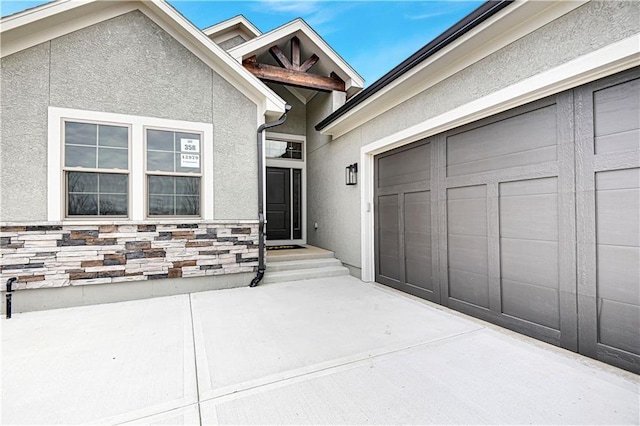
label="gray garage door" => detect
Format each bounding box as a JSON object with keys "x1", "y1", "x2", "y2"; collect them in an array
[{"x1": 374, "y1": 67, "x2": 639, "y2": 373}]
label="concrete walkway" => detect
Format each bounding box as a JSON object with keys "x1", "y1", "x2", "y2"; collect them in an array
[{"x1": 2, "y1": 276, "x2": 639, "y2": 425}]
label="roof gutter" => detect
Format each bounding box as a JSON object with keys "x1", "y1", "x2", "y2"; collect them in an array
[{"x1": 315, "y1": 0, "x2": 513, "y2": 131}]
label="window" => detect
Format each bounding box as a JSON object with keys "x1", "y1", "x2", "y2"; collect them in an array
[
  {"x1": 146, "y1": 129, "x2": 201, "y2": 216},
  {"x1": 49, "y1": 107, "x2": 213, "y2": 221},
  {"x1": 63, "y1": 121, "x2": 129, "y2": 216},
  {"x1": 266, "y1": 139, "x2": 303, "y2": 160}
]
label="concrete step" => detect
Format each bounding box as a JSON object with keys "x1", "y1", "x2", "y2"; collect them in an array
[
  {"x1": 266, "y1": 257, "x2": 343, "y2": 272},
  {"x1": 263, "y1": 265, "x2": 349, "y2": 284},
  {"x1": 266, "y1": 250, "x2": 335, "y2": 262}
]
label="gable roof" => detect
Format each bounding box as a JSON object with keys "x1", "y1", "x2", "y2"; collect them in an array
[
  {"x1": 229, "y1": 18, "x2": 364, "y2": 100},
  {"x1": 0, "y1": 0, "x2": 286, "y2": 119},
  {"x1": 203, "y1": 14, "x2": 261, "y2": 45}
]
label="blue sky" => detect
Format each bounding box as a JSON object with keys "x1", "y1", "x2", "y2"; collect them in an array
[{"x1": 1, "y1": 1, "x2": 483, "y2": 86}]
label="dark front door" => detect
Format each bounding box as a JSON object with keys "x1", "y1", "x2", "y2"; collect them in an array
[{"x1": 266, "y1": 167, "x2": 290, "y2": 240}]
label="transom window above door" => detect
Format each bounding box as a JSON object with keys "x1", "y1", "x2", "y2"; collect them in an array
[{"x1": 266, "y1": 139, "x2": 303, "y2": 160}]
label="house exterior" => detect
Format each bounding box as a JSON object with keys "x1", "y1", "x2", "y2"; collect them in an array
[{"x1": 1, "y1": 0, "x2": 639, "y2": 373}]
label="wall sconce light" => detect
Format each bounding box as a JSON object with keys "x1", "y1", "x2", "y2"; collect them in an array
[{"x1": 346, "y1": 163, "x2": 358, "y2": 185}]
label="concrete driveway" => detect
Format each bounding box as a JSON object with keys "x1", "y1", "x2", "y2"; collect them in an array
[{"x1": 2, "y1": 276, "x2": 639, "y2": 425}]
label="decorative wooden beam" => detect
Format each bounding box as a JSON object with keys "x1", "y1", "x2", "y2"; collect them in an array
[
  {"x1": 269, "y1": 46, "x2": 292, "y2": 70},
  {"x1": 243, "y1": 60, "x2": 345, "y2": 92},
  {"x1": 299, "y1": 54, "x2": 319, "y2": 73},
  {"x1": 291, "y1": 36, "x2": 300, "y2": 70}
]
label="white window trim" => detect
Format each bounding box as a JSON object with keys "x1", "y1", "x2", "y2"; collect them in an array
[{"x1": 48, "y1": 107, "x2": 214, "y2": 221}]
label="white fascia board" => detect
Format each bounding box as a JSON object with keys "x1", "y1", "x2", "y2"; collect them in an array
[
  {"x1": 0, "y1": 0, "x2": 87, "y2": 31},
  {"x1": 202, "y1": 15, "x2": 261, "y2": 38},
  {"x1": 229, "y1": 19, "x2": 364, "y2": 90},
  {"x1": 1, "y1": 1, "x2": 138, "y2": 58},
  {"x1": 322, "y1": 0, "x2": 589, "y2": 139}
]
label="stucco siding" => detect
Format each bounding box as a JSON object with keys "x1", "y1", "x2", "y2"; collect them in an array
[
  {"x1": 212, "y1": 76, "x2": 258, "y2": 220},
  {"x1": 49, "y1": 11, "x2": 213, "y2": 123},
  {"x1": 306, "y1": 92, "x2": 333, "y2": 155},
  {"x1": 307, "y1": 135, "x2": 361, "y2": 276},
  {"x1": 0, "y1": 42, "x2": 50, "y2": 221},
  {"x1": 267, "y1": 84, "x2": 306, "y2": 136},
  {"x1": 358, "y1": 0, "x2": 640, "y2": 145},
  {"x1": 306, "y1": 91, "x2": 361, "y2": 273}
]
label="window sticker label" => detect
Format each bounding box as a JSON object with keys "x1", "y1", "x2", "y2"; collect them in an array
[
  {"x1": 180, "y1": 153, "x2": 200, "y2": 168},
  {"x1": 181, "y1": 139, "x2": 200, "y2": 153}
]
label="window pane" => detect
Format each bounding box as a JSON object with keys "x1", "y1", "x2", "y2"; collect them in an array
[
  {"x1": 149, "y1": 195, "x2": 174, "y2": 216},
  {"x1": 147, "y1": 129, "x2": 174, "y2": 151},
  {"x1": 65, "y1": 145, "x2": 96, "y2": 168},
  {"x1": 65, "y1": 122, "x2": 97, "y2": 146},
  {"x1": 99, "y1": 173, "x2": 127, "y2": 194},
  {"x1": 99, "y1": 194, "x2": 127, "y2": 215},
  {"x1": 147, "y1": 151, "x2": 174, "y2": 172},
  {"x1": 98, "y1": 125, "x2": 128, "y2": 148},
  {"x1": 176, "y1": 177, "x2": 200, "y2": 195},
  {"x1": 68, "y1": 172, "x2": 98, "y2": 193},
  {"x1": 149, "y1": 176, "x2": 174, "y2": 195},
  {"x1": 98, "y1": 147, "x2": 128, "y2": 169},
  {"x1": 68, "y1": 194, "x2": 98, "y2": 215},
  {"x1": 176, "y1": 196, "x2": 199, "y2": 216}
]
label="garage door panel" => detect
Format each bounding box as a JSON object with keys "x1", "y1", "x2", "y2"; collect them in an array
[
  {"x1": 502, "y1": 279, "x2": 560, "y2": 330},
  {"x1": 500, "y1": 178, "x2": 559, "y2": 242},
  {"x1": 596, "y1": 245, "x2": 640, "y2": 303},
  {"x1": 404, "y1": 190, "x2": 432, "y2": 290},
  {"x1": 447, "y1": 186, "x2": 487, "y2": 236},
  {"x1": 378, "y1": 143, "x2": 430, "y2": 188},
  {"x1": 594, "y1": 77, "x2": 640, "y2": 147},
  {"x1": 378, "y1": 195, "x2": 399, "y2": 280},
  {"x1": 446, "y1": 105, "x2": 557, "y2": 177},
  {"x1": 595, "y1": 130, "x2": 640, "y2": 155},
  {"x1": 449, "y1": 268, "x2": 489, "y2": 308},
  {"x1": 598, "y1": 299, "x2": 640, "y2": 355},
  {"x1": 501, "y1": 239, "x2": 559, "y2": 290},
  {"x1": 448, "y1": 235, "x2": 487, "y2": 276},
  {"x1": 406, "y1": 258, "x2": 432, "y2": 290},
  {"x1": 447, "y1": 146, "x2": 557, "y2": 177},
  {"x1": 596, "y1": 170, "x2": 640, "y2": 247},
  {"x1": 593, "y1": 166, "x2": 640, "y2": 358}
]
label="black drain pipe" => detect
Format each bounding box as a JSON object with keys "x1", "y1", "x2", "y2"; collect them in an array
[
  {"x1": 5, "y1": 277, "x2": 17, "y2": 319},
  {"x1": 250, "y1": 104, "x2": 292, "y2": 287}
]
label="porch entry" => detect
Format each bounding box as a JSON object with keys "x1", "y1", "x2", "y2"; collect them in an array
[{"x1": 266, "y1": 167, "x2": 302, "y2": 241}]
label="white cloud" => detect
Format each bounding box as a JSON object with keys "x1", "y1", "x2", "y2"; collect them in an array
[{"x1": 254, "y1": 0, "x2": 321, "y2": 15}]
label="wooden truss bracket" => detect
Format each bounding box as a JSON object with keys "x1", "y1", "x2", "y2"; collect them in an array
[{"x1": 242, "y1": 37, "x2": 345, "y2": 92}]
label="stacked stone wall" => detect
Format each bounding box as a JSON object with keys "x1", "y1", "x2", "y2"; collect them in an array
[{"x1": 0, "y1": 222, "x2": 258, "y2": 290}]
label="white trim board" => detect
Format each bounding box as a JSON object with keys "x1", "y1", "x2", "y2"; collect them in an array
[{"x1": 359, "y1": 35, "x2": 640, "y2": 282}]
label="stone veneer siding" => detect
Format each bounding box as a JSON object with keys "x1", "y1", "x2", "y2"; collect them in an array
[{"x1": 0, "y1": 222, "x2": 258, "y2": 290}]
